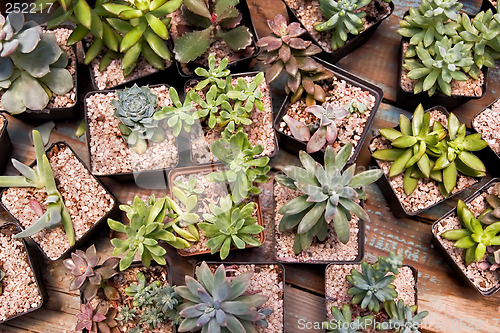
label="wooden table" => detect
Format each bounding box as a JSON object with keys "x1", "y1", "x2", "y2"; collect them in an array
[{"x1": 1, "y1": 0, "x2": 500, "y2": 332}]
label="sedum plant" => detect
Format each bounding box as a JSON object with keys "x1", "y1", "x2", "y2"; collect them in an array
[
  {"x1": 206, "y1": 130, "x2": 270, "y2": 204},
  {"x1": 377, "y1": 300, "x2": 429, "y2": 333},
  {"x1": 0, "y1": 13, "x2": 74, "y2": 114},
  {"x1": 257, "y1": 14, "x2": 332, "y2": 105},
  {"x1": 304, "y1": 103, "x2": 348, "y2": 153},
  {"x1": 173, "y1": 0, "x2": 253, "y2": 63},
  {"x1": 63, "y1": 245, "x2": 120, "y2": 301},
  {"x1": 479, "y1": 183, "x2": 500, "y2": 225},
  {"x1": 195, "y1": 53, "x2": 231, "y2": 91},
  {"x1": 112, "y1": 84, "x2": 165, "y2": 154},
  {"x1": 173, "y1": 176, "x2": 204, "y2": 196},
  {"x1": 0, "y1": 130, "x2": 75, "y2": 245},
  {"x1": 198, "y1": 195, "x2": 264, "y2": 260},
  {"x1": 276, "y1": 142, "x2": 383, "y2": 253},
  {"x1": 75, "y1": 302, "x2": 119, "y2": 333},
  {"x1": 441, "y1": 199, "x2": 500, "y2": 265},
  {"x1": 322, "y1": 304, "x2": 374, "y2": 333},
  {"x1": 175, "y1": 261, "x2": 272, "y2": 332}
]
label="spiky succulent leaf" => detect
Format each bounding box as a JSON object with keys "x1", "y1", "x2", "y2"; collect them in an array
[{"x1": 377, "y1": 300, "x2": 429, "y2": 333}]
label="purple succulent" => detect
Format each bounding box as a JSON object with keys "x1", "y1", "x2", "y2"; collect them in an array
[
  {"x1": 75, "y1": 302, "x2": 118, "y2": 333},
  {"x1": 305, "y1": 103, "x2": 348, "y2": 153}
]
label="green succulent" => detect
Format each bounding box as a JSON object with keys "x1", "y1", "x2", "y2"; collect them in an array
[
  {"x1": 0, "y1": 269, "x2": 4, "y2": 296},
  {"x1": 0, "y1": 13, "x2": 74, "y2": 114},
  {"x1": 173, "y1": 176, "x2": 204, "y2": 196},
  {"x1": 198, "y1": 195, "x2": 263, "y2": 260},
  {"x1": 117, "y1": 305, "x2": 137, "y2": 325},
  {"x1": 206, "y1": 130, "x2": 270, "y2": 204},
  {"x1": 0, "y1": 130, "x2": 75, "y2": 245},
  {"x1": 314, "y1": 0, "x2": 372, "y2": 51},
  {"x1": 276, "y1": 143, "x2": 383, "y2": 253},
  {"x1": 323, "y1": 304, "x2": 374, "y2": 333},
  {"x1": 173, "y1": 0, "x2": 253, "y2": 64},
  {"x1": 111, "y1": 84, "x2": 165, "y2": 154},
  {"x1": 345, "y1": 100, "x2": 367, "y2": 118},
  {"x1": 108, "y1": 194, "x2": 198, "y2": 271},
  {"x1": 441, "y1": 200, "x2": 500, "y2": 265},
  {"x1": 175, "y1": 261, "x2": 272, "y2": 332},
  {"x1": 190, "y1": 85, "x2": 231, "y2": 129},
  {"x1": 195, "y1": 53, "x2": 231, "y2": 91},
  {"x1": 377, "y1": 300, "x2": 429, "y2": 333},
  {"x1": 371, "y1": 105, "x2": 447, "y2": 195},
  {"x1": 375, "y1": 251, "x2": 404, "y2": 275},
  {"x1": 346, "y1": 261, "x2": 398, "y2": 313},
  {"x1": 153, "y1": 87, "x2": 204, "y2": 137},
  {"x1": 478, "y1": 183, "x2": 500, "y2": 225},
  {"x1": 257, "y1": 14, "x2": 331, "y2": 104},
  {"x1": 226, "y1": 72, "x2": 265, "y2": 113}
]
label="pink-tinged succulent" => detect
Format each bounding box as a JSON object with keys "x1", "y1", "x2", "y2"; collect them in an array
[
  {"x1": 75, "y1": 302, "x2": 119, "y2": 333},
  {"x1": 63, "y1": 245, "x2": 120, "y2": 301},
  {"x1": 305, "y1": 103, "x2": 348, "y2": 153},
  {"x1": 282, "y1": 115, "x2": 310, "y2": 142}
]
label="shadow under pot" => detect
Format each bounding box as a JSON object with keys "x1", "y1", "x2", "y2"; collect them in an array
[
  {"x1": 171, "y1": 0, "x2": 259, "y2": 78},
  {"x1": 432, "y1": 178, "x2": 500, "y2": 296},
  {"x1": 0, "y1": 223, "x2": 47, "y2": 325},
  {"x1": 282, "y1": 0, "x2": 394, "y2": 64},
  {"x1": 273, "y1": 57, "x2": 383, "y2": 165},
  {"x1": 324, "y1": 263, "x2": 419, "y2": 328},
  {"x1": 192, "y1": 261, "x2": 285, "y2": 332},
  {"x1": 368, "y1": 106, "x2": 483, "y2": 218},
  {"x1": 167, "y1": 165, "x2": 266, "y2": 258},
  {"x1": 79, "y1": 261, "x2": 176, "y2": 333},
  {"x1": 0, "y1": 27, "x2": 79, "y2": 121},
  {"x1": 84, "y1": 84, "x2": 180, "y2": 184},
  {"x1": 396, "y1": 36, "x2": 487, "y2": 112},
  {"x1": 185, "y1": 72, "x2": 278, "y2": 165},
  {"x1": 472, "y1": 97, "x2": 500, "y2": 177},
  {"x1": 0, "y1": 142, "x2": 119, "y2": 261},
  {"x1": 273, "y1": 179, "x2": 365, "y2": 264},
  {"x1": 0, "y1": 113, "x2": 12, "y2": 175}
]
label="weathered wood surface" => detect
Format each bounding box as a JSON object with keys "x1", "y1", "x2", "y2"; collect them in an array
[{"x1": 1, "y1": 0, "x2": 500, "y2": 332}]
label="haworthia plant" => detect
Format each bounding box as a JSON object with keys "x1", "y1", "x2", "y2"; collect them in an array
[
  {"x1": 377, "y1": 300, "x2": 429, "y2": 333},
  {"x1": 322, "y1": 304, "x2": 374, "y2": 333}
]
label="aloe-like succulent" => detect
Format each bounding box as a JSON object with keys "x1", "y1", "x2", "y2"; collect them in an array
[
  {"x1": 0, "y1": 130, "x2": 75, "y2": 245},
  {"x1": 198, "y1": 195, "x2": 263, "y2": 259},
  {"x1": 377, "y1": 300, "x2": 429, "y2": 333},
  {"x1": 479, "y1": 183, "x2": 500, "y2": 225},
  {"x1": 75, "y1": 302, "x2": 119, "y2": 333},
  {"x1": 323, "y1": 304, "x2": 374, "y2": 333},
  {"x1": 195, "y1": 53, "x2": 231, "y2": 91},
  {"x1": 206, "y1": 130, "x2": 270, "y2": 204},
  {"x1": 173, "y1": 0, "x2": 253, "y2": 64},
  {"x1": 314, "y1": 0, "x2": 372, "y2": 51},
  {"x1": 63, "y1": 245, "x2": 120, "y2": 301},
  {"x1": 112, "y1": 84, "x2": 165, "y2": 154},
  {"x1": 257, "y1": 14, "x2": 332, "y2": 104},
  {"x1": 276, "y1": 143, "x2": 383, "y2": 253},
  {"x1": 304, "y1": 103, "x2": 348, "y2": 153},
  {"x1": 108, "y1": 195, "x2": 198, "y2": 271},
  {"x1": 441, "y1": 200, "x2": 500, "y2": 265},
  {"x1": 175, "y1": 261, "x2": 272, "y2": 332},
  {"x1": 0, "y1": 13, "x2": 74, "y2": 114}
]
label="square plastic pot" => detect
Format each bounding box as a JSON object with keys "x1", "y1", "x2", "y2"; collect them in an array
[
  {"x1": 282, "y1": 0, "x2": 394, "y2": 64},
  {"x1": 0, "y1": 142, "x2": 119, "y2": 261},
  {"x1": 273, "y1": 57, "x2": 383, "y2": 164},
  {"x1": 432, "y1": 178, "x2": 500, "y2": 296},
  {"x1": 0, "y1": 113, "x2": 12, "y2": 175},
  {"x1": 472, "y1": 97, "x2": 500, "y2": 177}
]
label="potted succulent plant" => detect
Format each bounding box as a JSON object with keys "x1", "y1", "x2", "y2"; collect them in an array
[
  {"x1": 324, "y1": 252, "x2": 427, "y2": 332},
  {"x1": 0, "y1": 130, "x2": 118, "y2": 260},
  {"x1": 369, "y1": 105, "x2": 488, "y2": 217},
  {"x1": 0, "y1": 113, "x2": 12, "y2": 174},
  {"x1": 396, "y1": 0, "x2": 500, "y2": 111},
  {"x1": 171, "y1": 0, "x2": 259, "y2": 76},
  {"x1": 44, "y1": 0, "x2": 181, "y2": 90},
  {"x1": 274, "y1": 142, "x2": 383, "y2": 263},
  {"x1": 472, "y1": 97, "x2": 500, "y2": 176},
  {"x1": 433, "y1": 178, "x2": 500, "y2": 296},
  {"x1": 281, "y1": 0, "x2": 394, "y2": 64},
  {"x1": 176, "y1": 261, "x2": 284, "y2": 332},
  {"x1": 0, "y1": 223, "x2": 46, "y2": 325},
  {"x1": 185, "y1": 56, "x2": 277, "y2": 164},
  {"x1": 0, "y1": 12, "x2": 77, "y2": 120},
  {"x1": 84, "y1": 84, "x2": 180, "y2": 182},
  {"x1": 259, "y1": 15, "x2": 383, "y2": 164}
]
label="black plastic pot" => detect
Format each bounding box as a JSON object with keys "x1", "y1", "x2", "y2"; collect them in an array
[
  {"x1": 0, "y1": 113, "x2": 12, "y2": 175},
  {"x1": 481, "y1": 0, "x2": 496, "y2": 12},
  {"x1": 174, "y1": 0, "x2": 259, "y2": 78},
  {"x1": 368, "y1": 106, "x2": 484, "y2": 218},
  {"x1": 472, "y1": 97, "x2": 500, "y2": 177},
  {"x1": 273, "y1": 57, "x2": 383, "y2": 165},
  {"x1": 184, "y1": 71, "x2": 279, "y2": 164},
  {"x1": 432, "y1": 178, "x2": 500, "y2": 296},
  {"x1": 0, "y1": 223, "x2": 47, "y2": 325},
  {"x1": 0, "y1": 142, "x2": 119, "y2": 261},
  {"x1": 396, "y1": 38, "x2": 487, "y2": 112},
  {"x1": 283, "y1": 0, "x2": 394, "y2": 64},
  {"x1": 84, "y1": 84, "x2": 180, "y2": 183}
]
